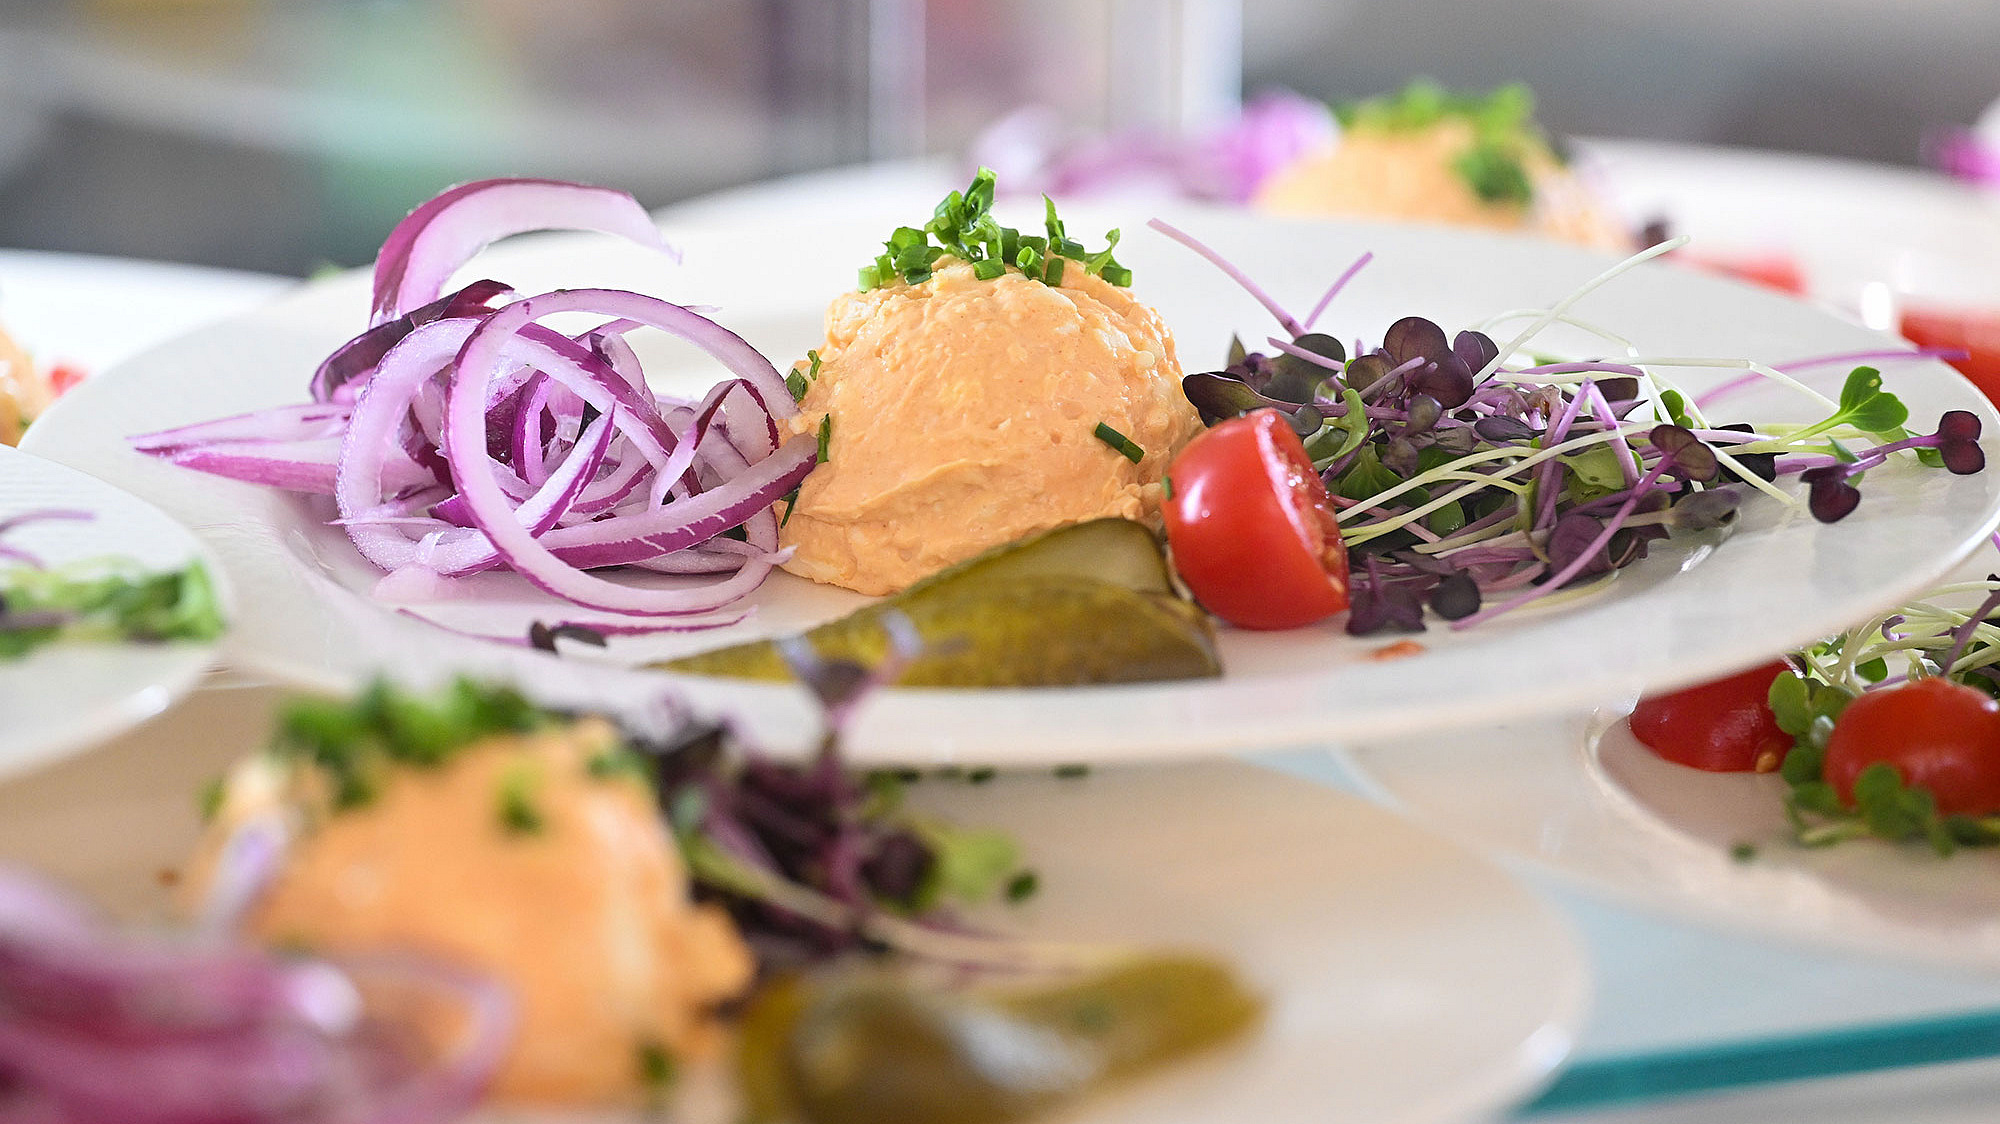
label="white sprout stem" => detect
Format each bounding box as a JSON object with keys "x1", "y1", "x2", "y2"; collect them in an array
[
  {"x1": 1477, "y1": 236, "x2": 1690, "y2": 381},
  {"x1": 1473, "y1": 309, "x2": 1640, "y2": 358}
]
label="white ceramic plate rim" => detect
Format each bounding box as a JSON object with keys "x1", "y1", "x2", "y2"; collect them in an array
[{"x1": 22, "y1": 204, "x2": 2000, "y2": 763}]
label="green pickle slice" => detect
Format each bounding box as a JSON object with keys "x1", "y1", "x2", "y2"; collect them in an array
[
  {"x1": 738, "y1": 955, "x2": 1262, "y2": 1124},
  {"x1": 656, "y1": 519, "x2": 1219, "y2": 686}
]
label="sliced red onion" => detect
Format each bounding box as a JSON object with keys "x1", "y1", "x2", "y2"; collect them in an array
[
  {"x1": 136, "y1": 179, "x2": 818, "y2": 638},
  {"x1": 312, "y1": 279, "x2": 512, "y2": 404},
  {"x1": 370, "y1": 179, "x2": 676, "y2": 325},
  {"x1": 0, "y1": 866, "x2": 511, "y2": 1124},
  {"x1": 130, "y1": 402, "x2": 351, "y2": 456}
]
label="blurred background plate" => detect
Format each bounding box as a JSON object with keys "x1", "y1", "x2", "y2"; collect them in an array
[
  {"x1": 1335, "y1": 664, "x2": 2000, "y2": 973},
  {"x1": 0, "y1": 687, "x2": 1591, "y2": 1124},
  {"x1": 0, "y1": 443, "x2": 226, "y2": 778}
]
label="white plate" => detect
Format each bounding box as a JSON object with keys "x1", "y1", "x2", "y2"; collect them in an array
[
  {"x1": 0, "y1": 686, "x2": 1589, "y2": 1124},
  {"x1": 1339, "y1": 693, "x2": 2000, "y2": 973},
  {"x1": 0, "y1": 444, "x2": 225, "y2": 778},
  {"x1": 21, "y1": 206, "x2": 2000, "y2": 763}
]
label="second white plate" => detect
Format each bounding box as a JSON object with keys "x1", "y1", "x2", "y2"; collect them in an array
[{"x1": 1340, "y1": 696, "x2": 2000, "y2": 973}]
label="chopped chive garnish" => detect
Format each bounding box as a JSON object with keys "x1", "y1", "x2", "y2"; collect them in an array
[
  {"x1": 778, "y1": 485, "x2": 800, "y2": 528},
  {"x1": 816, "y1": 414, "x2": 833, "y2": 463},
  {"x1": 636, "y1": 1040, "x2": 678, "y2": 1098},
  {"x1": 786, "y1": 349, "x2": 826, "y2": 410},
  {"x1": 197, "y1": 775, "x2": 226, "y2": 823},
  {"x1": 1053, "y1": 763, "x2": 1090, "y2": 779},
  {"x1": 1093, "y1": 422, "x2": 1144, "y2": 464},
  {"x1": 1005, "y1": 870, "x2": 1039, "y2": 903},
  {"x1": 857, "y1": 168, "x2": 1133, "y2": 292},
  {"x1": 497, "y1": 762, "x2": 544, "y2": 835}
]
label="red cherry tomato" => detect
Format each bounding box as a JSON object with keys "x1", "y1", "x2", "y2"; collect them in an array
[
  {"x1": 1898, "y1": 305, "x2": 2000, "y2": 411},
  {"x1": 1822, "y1": 678, "x2": 2000, "y2": 816},
  {"x1": 1629, "y1": 660, "x2": 1793, "y2": 772},
  {"x1": 1163, "y1": 409, "x2": 1349, "y2": 630}
]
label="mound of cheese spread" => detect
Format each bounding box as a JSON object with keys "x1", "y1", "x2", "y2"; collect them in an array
[{"x1": 779, "y1": 258, "x2": 1201, "y2": 596}]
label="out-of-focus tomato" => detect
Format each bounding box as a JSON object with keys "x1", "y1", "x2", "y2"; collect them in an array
[
  {"x1": 1628, "y1": 660, "x2": 1794, "y2": 772},
  {"x1": 1822, "y1": 677, "x2": 2000, "y2": 816},
  {"x1": 1687, "y1": 253, "x2": 1808, "y2": 297},
  {"x1": 1898, "y1": 306, "x2": 2000, "y2": 410},
  {"x1": 1163, "y1": 409, "x2": 1348, "y2": 631}
]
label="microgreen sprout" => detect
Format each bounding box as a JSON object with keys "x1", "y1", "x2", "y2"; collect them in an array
[
  {"x1": 1156, "y1": 223, "x2": 1981, "y2": 636},
  {"x1": 858, "y1": 168, "x2": 1131, "y2": 292}
]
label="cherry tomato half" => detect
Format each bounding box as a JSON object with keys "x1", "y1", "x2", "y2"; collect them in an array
[
  {"x1": 1823, "y1": 678, "x2": 2000, "y2": 816},
  {"x1": 1163, "y1": 409, "x2": 1349, "y2": 630},
  {"x1": 1628, "y1": 660, "x2": 1793, "y2": 772},
  {"x1": 1898, "y1": 305, "x2": 2000, "y2": 411}
]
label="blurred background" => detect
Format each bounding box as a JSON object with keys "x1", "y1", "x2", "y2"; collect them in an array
[{"x1": 0, "y1": 0, "x2": 1992, "y2": 276}]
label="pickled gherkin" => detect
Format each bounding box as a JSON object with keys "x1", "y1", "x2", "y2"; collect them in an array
[
  {"x1": 737, "y1": 955, "x2": 1262, "y2": 1124},
  {"x1": 656, "y1": 519, "x2": 1220, "y2": 686}
]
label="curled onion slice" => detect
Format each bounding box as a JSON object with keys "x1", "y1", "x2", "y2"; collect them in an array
[{"x1": 370, "y1": 179, "x2": 675, "y2": 325}]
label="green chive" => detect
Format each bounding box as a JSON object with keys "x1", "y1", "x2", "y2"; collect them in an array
[
  {"x1": 785, "y1": 370, "x2": 808, "y2": 402},
  {"x1": 1044, "y1": 256, "x2": 1065, "y2": 286},
  {"x1": 1093, "y1": 422, "x2": 1144, "y2": 464},
  {"x1": 1099, "y1": 264, "x2": 1133, "y2": 287},
  {"x1": 1005, "y1": 870, "x2": 1039, "y2": 903},
  {"x1": 497, "y1": 762, "x2": 544, "y2": 835},
  {"x1": 972, "y1": 259, "x2": 1006, "y2": 281},
  {"x1": 816, "y1": 414, "x2": 833, "y2": 463},
  {"x1": 197, "y1": 775, "x2": 226, "y2": 823},
  {"x1": 1053, "y1": 763, "x2": 1090, "y2": 779},
  {"x1": 637, "y1": 1041, "x2": 678, "y2": 1098}
]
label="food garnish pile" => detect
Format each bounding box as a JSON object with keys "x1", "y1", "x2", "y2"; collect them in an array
[
  {"x1": 1253, "y1": 82, "x2": 1626, "y2": 248},
  {"x1": 0, "y1": 320, "x2": 84, "y2": 448},
  {"x1": 1632, "y1": 554, "x2": 2000, "y2": 856},
  {"x1": 775, "y1": 171, "x2": 1199, "y2": 596},
  {"x1": 982, "y1": 80, "x2": 1627, "y2": 250},
  {"x1": 0, "y1": 509, "x2": 224, "y2": 660},
  {"x1": 0, "y1": 673, "x2": 1259, "y2": 1121}
]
